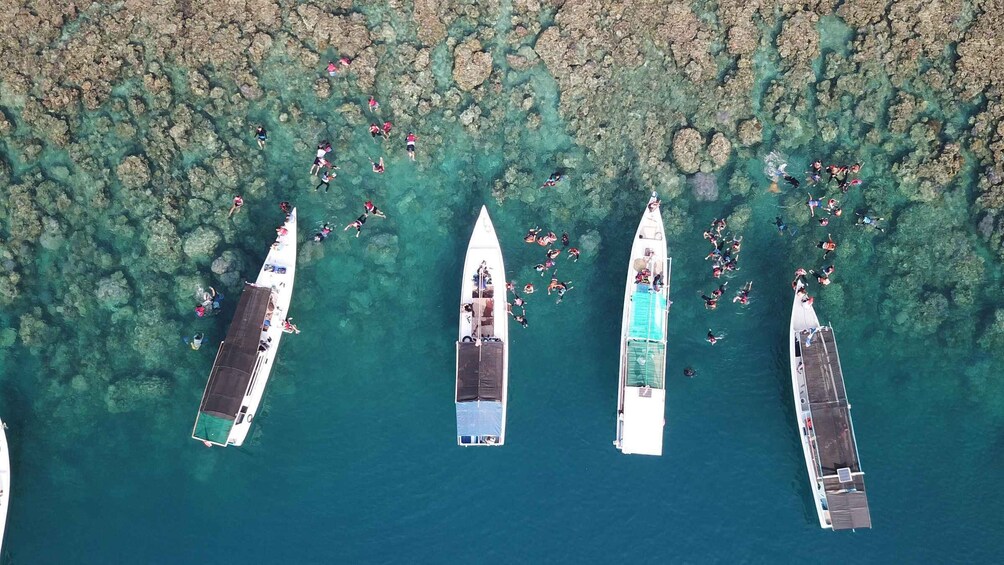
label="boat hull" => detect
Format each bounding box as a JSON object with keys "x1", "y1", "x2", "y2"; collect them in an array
[
  {"x1": 0, "y1": 421, "x2": 9, "y2": 553},
  {"x1": 193, "y1": 208, "x2": 298, "y2": 447},
  {"x1": 455, "y1": 206, "x2": 508, "y2": 446},
  {"x1": 615, "y1": 193, "x2": 670, "y2": 456},
  {"x1": 789, "y1": 281, "x2": 829, "y2": 527}
]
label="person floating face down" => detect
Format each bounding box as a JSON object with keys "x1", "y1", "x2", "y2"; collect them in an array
[{"x1": 344, "y1": 213, "x2": 368, "y2": 237}]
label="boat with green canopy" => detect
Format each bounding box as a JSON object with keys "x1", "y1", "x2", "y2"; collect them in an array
[{"x1": 614, "y1": 192, "x2": 670, "y2": 456}]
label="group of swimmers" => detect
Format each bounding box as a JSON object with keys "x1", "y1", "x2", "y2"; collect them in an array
[
  {"x1": 505, "y1": 227, "x2": 581, "y2": 327},
  {"x1": 700, "y1": 218, "x2": 755, "y2": 345},
  {"x1": 703, "y1": 218, "x2": 744, "y2": 280}
]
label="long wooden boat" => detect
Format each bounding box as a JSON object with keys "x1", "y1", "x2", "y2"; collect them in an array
[
  {"x1": 790, "y1": 279, "x2": 871, "y2": 530},
  {"x1": 193, "y1": 209, "x2": 298, "y2": 447}
]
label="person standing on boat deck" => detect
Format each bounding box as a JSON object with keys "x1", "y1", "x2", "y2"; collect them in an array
[
  {"x1": 364, "y1": 200, "x2": 387, "y2": 218},
  {"x1": 316, "y1": 168, "x2": 335, "y2": 192},
  {"x1": 228, "y1": 195, "x2": 243, "y2": 217},
  {"x1": 344, "y1": 213, "x2": 368, "y2": 237},
  {"x1": 254, "y1": 126, "x2": 267, "y2": 149},
  {"x1": 370, "y1": 157, "x2": 385, "y2": 173},
  {"x1": 406, "y1": 132, "x2": 417, "y2": 161}
]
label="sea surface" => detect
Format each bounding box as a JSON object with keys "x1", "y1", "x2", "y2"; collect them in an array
[{"x1": 1, "y1": 5, "x2": 1002, "y2": 565}]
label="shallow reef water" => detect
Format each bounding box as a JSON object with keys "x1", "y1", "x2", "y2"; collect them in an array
[{"x1": 0, "y1": 1, "x2": 1003, "y2": 562}]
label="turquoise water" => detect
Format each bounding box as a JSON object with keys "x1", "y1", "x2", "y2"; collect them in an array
[{"x1": 1, "y1": 3, "x2": 1003, "y2": 563}]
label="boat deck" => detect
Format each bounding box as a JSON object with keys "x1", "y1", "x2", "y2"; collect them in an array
[
  {"x1": 799, "y1": 326, "x2": 871, "y2": 530},
  {"x1": 800, "y1": 327, "x2": 859, "y2": 474}
]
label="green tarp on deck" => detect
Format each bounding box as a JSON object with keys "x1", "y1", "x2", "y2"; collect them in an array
[
  {"x1": 628, "y1": 290, "x2": 667, "y2": 340},
  {"x1": 626, "y1": 340, "x2": 666, "y2": 388},
  {"x1": 193, "y1": 412, "x2": 233, "y2": 445}
]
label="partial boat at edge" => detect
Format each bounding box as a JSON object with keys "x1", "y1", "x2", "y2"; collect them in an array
[
  {"x1": 455, "y1": 206, "x2": 508, "y2": 446},
  {"x1": 0, "y1": 420, "x2": 9, "y2": 553},
  {"x1": 192, "y1": 208, "x2": 298, "y2": 447},
  {"x1": 789, "y1": 280, "x2": 872, "y2": 530},
  {"x1": 614, "y1": 192, "x2": 671, "y2": 456}
]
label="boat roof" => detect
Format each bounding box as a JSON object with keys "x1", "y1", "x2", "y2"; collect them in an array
[
  {"x1": 798, "y1": 325, "x2": 872, "y2": 529},
  {"x1": 628, "y1": 291, "x2": 668, "y2": 341},
  {"x1": 198, "y1": 284, "x2": 273, "y2": 420},
  {"x1": 625, "y1": 340, "x2": 666, "y2": 388},
  {"x1": 456, "y1": 400, "x2": 503, "y2": 437},
  {"x1": 620, "y1": 387, "x2": 665, "y2": 455},
  {"x1": 456, "y1": 340, "x2": 504, "y2": 401}
]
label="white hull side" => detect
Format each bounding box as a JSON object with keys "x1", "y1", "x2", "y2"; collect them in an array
[
  {"x1": 789, "y1": 281, "x2": 829, "y2": 528},
  {"x1": 0, "y1": 421, "x2": 8, "y2": 554},
  {"x1": 615, "y1": 193, "x2": 670, "y2": 456},
  {"x1": 227, "y1": 208, "x2": 298, "y2": 446},
  {"x1": 457, "y1": 206, "x2": 508, "y2": 445}
]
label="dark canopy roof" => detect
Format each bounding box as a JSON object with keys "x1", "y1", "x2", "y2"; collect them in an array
[
  {"x1": 456, "y1": 341, "x2": 504, "y2": 402},
  {"x1": 198, "y1": 284, "x2": 273, "y2": 419}
]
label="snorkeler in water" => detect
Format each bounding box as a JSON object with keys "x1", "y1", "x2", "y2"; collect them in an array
[
  {"x1": 344, "y1": 213, "x2": 368, "y2": 237},
  {"x1": 706, "y1": 330, "x2": 724, "y2": 345},
  {"x1": 807, "y1": 194, "x2": 822, "y2": 217},
  {"x1": 733, "y1": 281, "x2": 753, "y2": 304},
  {"x1": 313, "y1": 223, "x2": 332, "y2": 242},
  {"x1": 364, "y1": 200, "x2": 387, "y2": 218},
  {"x1": 856, "y1": 212, "x2": 886, "y2": 232},
  {"x1": 817, "y1": 234, "x2": 837, "y2": 260},
  {"x1": 774, "y1": 216, "x2": 788, "y2": 234}
]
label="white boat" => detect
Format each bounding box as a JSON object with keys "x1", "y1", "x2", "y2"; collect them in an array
[
  {"x1": 192, "y1": 208, "x2": 298, "y2": 447},
  {"x1": 0, "y1": 421, "x2": 9, "y2": 553},
  {"x1": 789, "y1": 280, "x2": 871, "y2": 530},
  {"x1": 614, "y1": 192, "x2": 671, "y2": 456},
  {"x1": 455, "y1": 206, "x2": 508, "y2": 446}
]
